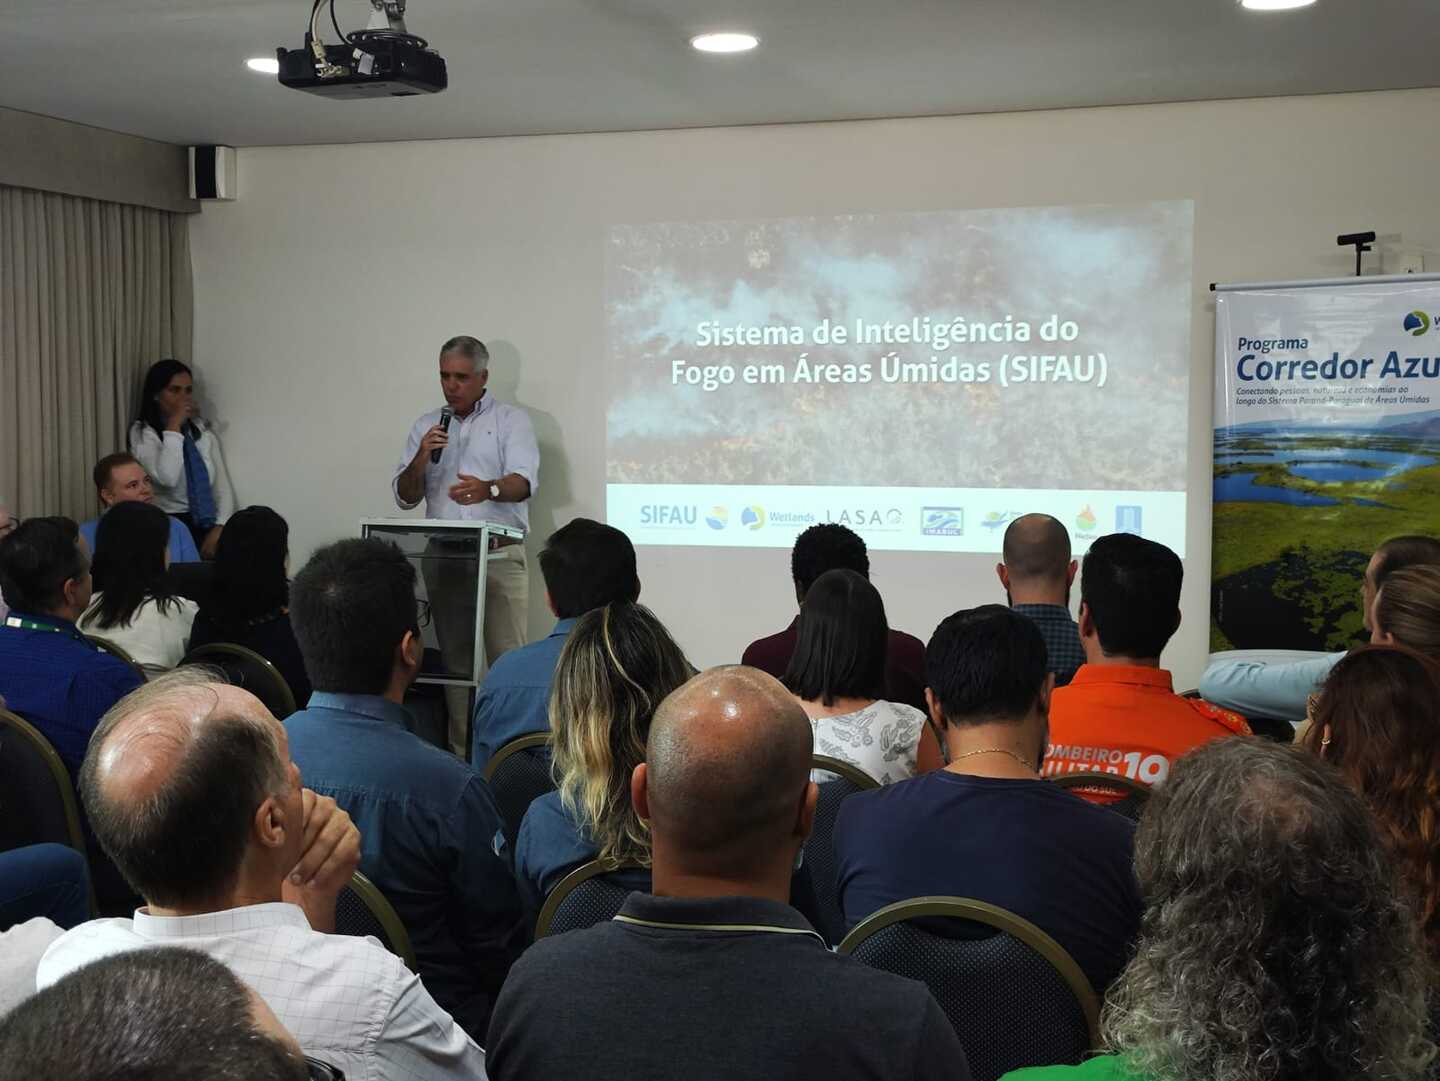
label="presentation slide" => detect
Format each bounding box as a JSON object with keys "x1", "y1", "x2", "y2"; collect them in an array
[{"x1": 605, "y1": 201, "x2": 1193, "y2": 555}]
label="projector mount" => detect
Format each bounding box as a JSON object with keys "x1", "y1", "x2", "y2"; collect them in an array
[
  {"x1": 280, "y1": 0, "x2": 447, "y2": 97},
  {"x1": 308, "y1": 0, "x2": 428, "y2": 77}
]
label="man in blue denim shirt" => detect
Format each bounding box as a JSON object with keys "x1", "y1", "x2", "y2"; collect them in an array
[
  {"x1": 287, "y1": 538, "x2": 524, "y2": 1041},
  {"x1": 470, "y1": 518, "x2": 640, "y2": 769}
]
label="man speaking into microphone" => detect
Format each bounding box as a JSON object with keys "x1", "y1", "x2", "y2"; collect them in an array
[{"x1": 393, "y1": 335, "x2": 539, "y2": 757}]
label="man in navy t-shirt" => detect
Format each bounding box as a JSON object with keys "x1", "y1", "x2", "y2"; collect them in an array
[{"x1": 834, "y1": 605, "x2": 1142, "y2": 995}]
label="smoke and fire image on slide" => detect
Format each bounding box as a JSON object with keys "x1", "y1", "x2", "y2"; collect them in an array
[{"x1": 604, "y1": 202, "x2": 1193, "y2": 493}]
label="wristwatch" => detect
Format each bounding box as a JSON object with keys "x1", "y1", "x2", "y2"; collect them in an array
[{"x1": 489, "y1": 483, "x2": 501, "y2": 500}]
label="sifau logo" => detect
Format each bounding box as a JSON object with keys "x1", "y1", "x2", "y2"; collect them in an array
[
  {"x1": 1116, "y1": 505, "x2": 1143, "y2": 535},
  {"x1": 705, "y1": 506, "x2": 729, "y2": 530},
  {"x1": 922, "y1": 507, "x2": 964, "y2": 536},
  {"x1": 639, "y1": 504, "x2": 697, "y2": 528},
  {"x1": 740, "y1": 505, "x2": 766, "y2": 530},
  {"x1": 1076, "y1": 505, "x2": 1097, "y2": 532},
  {"x1": 1404, "y1": 311, "x2": 1432, "y2": 337}
]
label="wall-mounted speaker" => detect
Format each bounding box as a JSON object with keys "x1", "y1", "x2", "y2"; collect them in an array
[{"x1": 188, "y1": 145, "x2": 237, "y2": 201}]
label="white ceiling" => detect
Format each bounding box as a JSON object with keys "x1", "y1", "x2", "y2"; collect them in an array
[{"x1": 0, "y1": 0, "x2": 1435, "y2": 147}]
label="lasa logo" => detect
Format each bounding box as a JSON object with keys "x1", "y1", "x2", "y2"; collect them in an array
[
  {"x1": 639, "y1": 504, "x2": 697, "y2": 527},
  {"x1": 1404, "y1": 311, "x2": 1432, "y2": 337},
  {"x1": 826, "y1": 507, "x2": 903, "y2": 529},
  {"x1": 705, "y1": 506, "x2": 729, "y2": 530},
  {"x1": 741, "y1": 505, "x2": 766, "y2": 530}
]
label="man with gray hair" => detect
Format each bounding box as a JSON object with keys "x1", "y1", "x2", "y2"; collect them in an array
[
  {"x1": 1002, "y1": 737, "x2": 1436, "y2": 1081},
  {"x1": 394, "y1": 335, "x2": 540, "y2": 756},
  {"x1": 37, "y1": 669, "x2": 488, "y2": 1081},
  {"x1": 487, "y1": 665, "x2": 970, "y2": 1081}
]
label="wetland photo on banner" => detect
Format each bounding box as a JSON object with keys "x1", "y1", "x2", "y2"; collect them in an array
[{"x1": 1213, "y1": 277, "x2": 1440, "y2": 650}]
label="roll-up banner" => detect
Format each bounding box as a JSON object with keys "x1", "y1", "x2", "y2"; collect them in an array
[{"x1": 1212, "y1": 274, "x2": 1440, "y2": 651}]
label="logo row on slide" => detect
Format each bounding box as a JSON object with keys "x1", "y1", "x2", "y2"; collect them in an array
[{"x1": 635, "y1": 502, "x2": 1144, "y2": 538}]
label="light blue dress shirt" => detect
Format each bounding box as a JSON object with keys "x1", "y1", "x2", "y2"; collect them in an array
[
  {"x1": 392, "y1": 392, "x2": 540, "y2": 533},
  {"x1": 470, "y1": 618, "x2": 577, "y2": 768},
  {"x1": 1198, "y1": 651, "x2": 1344, "y2": 721},
  {"x1": 80, "y1": 513, "x2": 201, "y2": 563},
  {"x1": 284, "y1": 691, "x2": 524, "y2": 1039}
]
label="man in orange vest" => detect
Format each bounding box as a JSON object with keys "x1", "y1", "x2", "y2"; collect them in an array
[{"x1": 1044, "y1": 533, "x2": 1248, "y2": 803}]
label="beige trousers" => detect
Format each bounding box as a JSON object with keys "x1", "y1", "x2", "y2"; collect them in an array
[{"x1": 423, "y1": 542, "x2": 530, "y2": 757}]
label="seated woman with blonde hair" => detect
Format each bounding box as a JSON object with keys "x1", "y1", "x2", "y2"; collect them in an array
[{"x1": 513, "y1": 602, "x2": 694, "y2": 917}]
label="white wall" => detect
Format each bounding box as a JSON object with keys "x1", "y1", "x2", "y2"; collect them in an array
[{"x1": 190, "y1": 88, "x2": 1440, "y2": 687}]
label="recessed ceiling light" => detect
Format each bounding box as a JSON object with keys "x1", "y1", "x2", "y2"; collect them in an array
[
  {"x1": 246, "y1": 56, "x2": 280, "y2": 74},
  {"x1": 690, "y1": 32, "x2": 759, "y2": 54},
  {"x1": 1239, "y1": 0, "x2": 1316, "y2": 10}
]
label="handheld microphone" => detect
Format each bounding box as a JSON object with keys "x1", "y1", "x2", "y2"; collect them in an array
[{"x1": 432, "y1": 407, "x2": 453, "y2": 463}]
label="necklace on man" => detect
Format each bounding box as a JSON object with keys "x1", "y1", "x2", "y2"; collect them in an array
[{"x1": 949, "y1": 747, "x2": 1037, "y2": 773}]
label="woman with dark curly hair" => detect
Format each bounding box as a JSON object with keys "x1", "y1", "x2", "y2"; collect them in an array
[
  {"x1": 1003, "y1": 738, "x2": 1434, "y2": 1081},
  {"x1": 188, "y1": 506, "x2": 310, "y2": 712},
  {"x1": 1301, "y1": 644, "x2": 1440, "y2": 956}
]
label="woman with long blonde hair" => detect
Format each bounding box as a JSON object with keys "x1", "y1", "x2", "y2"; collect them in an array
[{"x1": 513, "y1": 601, "x2": 694, "y2": 914}]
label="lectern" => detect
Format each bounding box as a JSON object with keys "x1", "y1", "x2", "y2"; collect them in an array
[{"x1": 358, "y1": 518, "x2": 524, "y2": 690}]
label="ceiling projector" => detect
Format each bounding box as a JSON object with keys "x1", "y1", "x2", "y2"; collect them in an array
[{"x1": 278, "y1": 0, "x2": 447, "y2": 98}]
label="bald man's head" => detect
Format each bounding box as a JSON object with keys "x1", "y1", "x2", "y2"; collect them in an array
[
  {"x1": 1002, "y1": 514, "x2": 1073, "y2": 584},
  {"x1": 643, "y1": 666, "x2": 813, "y2": 874},
  {"x1": 81, "y1": 668, "x2": 294, "y2": 908}
]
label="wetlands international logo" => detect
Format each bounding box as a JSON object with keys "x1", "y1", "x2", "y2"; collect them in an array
[
  {"x1": 740, "y1": 505, "x2": 767, "y2": 531},
  {"x1": 1404, "y1": 311, "x2": 1431, "y2": 337},
  {"x1": 705, "y1": 506, "x2": 729, "y2": 530}
]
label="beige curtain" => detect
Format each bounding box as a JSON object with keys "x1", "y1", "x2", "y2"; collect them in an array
[{"x1": 0, "y1": 184, "x2": 192, "y2": 522}]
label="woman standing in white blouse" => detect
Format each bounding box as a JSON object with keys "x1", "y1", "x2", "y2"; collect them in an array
[
  {"x1": 783, "y1": 568, "x2": 943, "y2": 785},
  {"x1": 129, "y1": 359, "x2": 234, "y2": 560}
]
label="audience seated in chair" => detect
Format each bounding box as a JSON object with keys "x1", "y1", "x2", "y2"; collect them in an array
[
  {"x1": 1043, "y1": 533, "x2": 1249, "y2": 800},
  {"x1": 38, "y1": 668, "x2": 486, "y2": 1081},
  {"x1": 835, "y1": 605, "x2": 1142, "y2": 995},
  {"x1": 1003, "y1": 738, "x2": 1436, "y2": 1081},
  {"x1": 1300, "y1": 643, "x2": 1440, "y2": 960},
  {"x1": 784, "y1": 569, "x2": 943, "y2": 784},
  {"x1": 0, "y1": 844, "x2": 90, "y2": 1016},
  {"x1": 998, "y1": 514, "x2": 1084, "y2": 687},
  {"x1": 189, "y1": 505, "x2": 311, "y2": 709},
  {"x1": 79, "y1": 452, "x2": 201, "y2": 566},
  {"x1": 487, "y1": 665, "x2": 971, "y2": 1081},
  {"x1": 77, "y1": 500, "x2": 198, "y2": 673},
  {"x1": 287, "y1": 537, "x2": 523, "y2": 1041},
  {"x1": 1199, "y1": 534, "x2": 1440, "y2": 721},
  {"x1": 514, "y1": 601, "x2": 693, "y2": 917},
  {"x1": 3, "y1": 947, "x2": 308, "y2": 1081},
  {"x1": 0, "y1": 517, "x2": 143, "y2": 778},
  {"x1": 0, "y1": 503, "x2": 15, "y2": 621},
  {"x1": 744, "y1": 522, "x2": 929, "y2": 710},
  {"x1": 472, "y1": 518, "x2": 640, "y2": 769}
]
